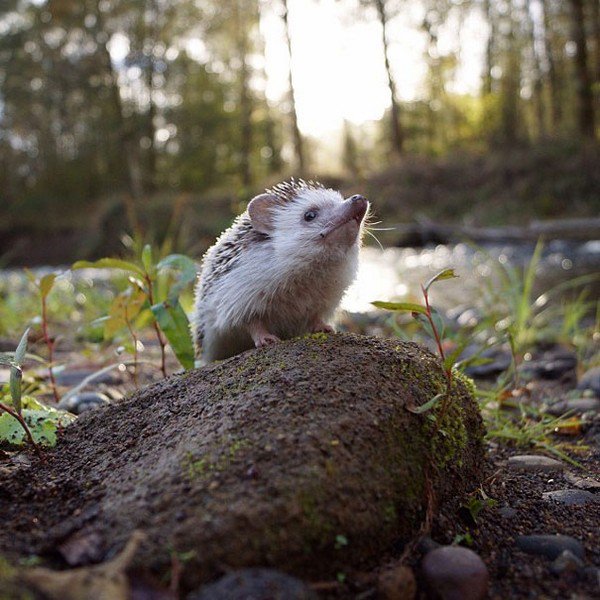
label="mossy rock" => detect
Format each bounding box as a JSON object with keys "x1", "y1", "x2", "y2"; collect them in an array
[{"x1": 0, "y1": 333, "x2": 484, "y2": 592}]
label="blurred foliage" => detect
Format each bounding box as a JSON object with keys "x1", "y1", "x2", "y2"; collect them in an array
[{"x1": 0, "y1": 0, "x2": 599, "y2": 264}]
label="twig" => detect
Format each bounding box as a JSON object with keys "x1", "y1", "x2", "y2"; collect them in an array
[
  {"x1": 421, "y1": 285, "x2": 453, "y2": 425},
  {"x1": 41, "y1": 294, "x2": 60, "y2": 402},
  {"x1": 125, "y1": 310, "x2": 139, "y2": 388},
  {"x1": 145, "y1": 273, "x2": 167, "y2": 378},
  {"x1": 0, "y1": 401, "x2": 44, "y2": 460}
]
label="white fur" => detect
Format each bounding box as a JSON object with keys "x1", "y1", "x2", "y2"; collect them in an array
[{"x1": 193, "y1": 187, "x2": 366, "y2": 362}]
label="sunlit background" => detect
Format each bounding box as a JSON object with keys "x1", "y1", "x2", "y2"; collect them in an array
[{"x1": 1, "y1": 0, "x2": 598, "y2": 265}]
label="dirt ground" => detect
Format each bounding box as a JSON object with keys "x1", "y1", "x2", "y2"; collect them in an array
[{"x1": 0, "y1": 334, "x2": 598, "y2": 599}]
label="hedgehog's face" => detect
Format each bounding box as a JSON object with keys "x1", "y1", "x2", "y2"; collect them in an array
[{"x1": 248, "y1": 187, "x2": 369, "y2": 264}]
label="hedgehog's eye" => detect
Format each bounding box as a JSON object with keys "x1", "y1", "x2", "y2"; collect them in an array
[{"x1": 304, "y1": 210, "x2": 318, "y2": 222}]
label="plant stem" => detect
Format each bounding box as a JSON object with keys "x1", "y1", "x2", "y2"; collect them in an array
[
  {"x1": 0, "y1": 401, "x2": 43, "y2": 459},
  {"x1": 422, "y1": 285, "x2": 446, "y2": 363},
  {"x1": 125, "y1": 313, "x2": 139, "y2": 388},
  {"x1": 145, "y1": 274, "x2": 167, "y2": 378},
  {"x1": 422, "y1": 285, "x2": 453, "y2": 423},
  {"x1": 41, "y1": 295, "x2": 60, "y2": 402}
]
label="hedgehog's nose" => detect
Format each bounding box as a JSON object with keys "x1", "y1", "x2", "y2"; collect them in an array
[{"x1": 349, "y1": 194, "x2": 367, "y2": 204}]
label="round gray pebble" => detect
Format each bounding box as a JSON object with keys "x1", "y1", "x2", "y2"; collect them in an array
[
  {"x1": 516, "y1": 534, "x2": 585, "y2": 560},
  {"x1": 542, "y1": 489, "x2": 598, "y2": 506},
  {"x1": 507, "y1": 455, "x2": 565, "y2": 472},
  {"x1": 577, "y1": 367, "x2": 600, "y2": 397},
  {"x1": 547, "y1": 397, "x2": 600, "y2": 416},
  {"x1": 58, "y1": 391, "x2": 110, "y2": 415},
  {"x1": 422, "y1": 546, "x2": 489, "y2": 600},
  {"x1": 550, "y1": 550, "x2": 585, "y2": 575},
  {"x1": 187, "y1": 569, "x2": 317, "y2": 600}
]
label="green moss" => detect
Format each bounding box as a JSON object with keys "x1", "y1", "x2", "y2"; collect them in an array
[
  {"x1": 383, "y1": 503, "x2": 397, "y2": 523},
  {"x1": 0, "y1": 556, "x2": 33, "y2": 600},
  {"x1": 296, "y1": 487, "x2": 335, "y2": 550},
  {"x1": 453, "y1": 369, "x2": 477, "y2": 397},
  {"x1": 303, "y1": 332, "x2": 329, "y2": 342},
  {"x1": 184, "y1": 437, "x2": 249, "y2": 480}
]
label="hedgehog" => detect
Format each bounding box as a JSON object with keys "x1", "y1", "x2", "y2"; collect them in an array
[{"x1": 191, "y1": 179, "x2": 369, "y2": 363}]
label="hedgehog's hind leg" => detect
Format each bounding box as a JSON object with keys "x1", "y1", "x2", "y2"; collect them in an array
[
  {"x1": 248, "y1": 320, "x2": 281, "y2": 348},
  {"x1": 202, "y1": 326, "x2": 256, "y2": 362}
]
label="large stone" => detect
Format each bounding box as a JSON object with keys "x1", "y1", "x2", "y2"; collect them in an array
[
  {"x1": 421, "y1": 546, "x2": 489, "y2": 600},
  {"x1": 0, "y1": 334, "x2": 484, "y2": 591}
]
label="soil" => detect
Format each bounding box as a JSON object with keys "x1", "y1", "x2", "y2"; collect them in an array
[
  {"x1": 0, "y1": 334, "x2": 598, "y2": 599},
  {"x1": 0, "y1": 333, "x2": 484, "y2": 596},
  {"x1": 432, "y1": 450, "x2": 600, "y2": 599}
]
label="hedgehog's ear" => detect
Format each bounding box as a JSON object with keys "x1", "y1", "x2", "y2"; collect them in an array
[{"x1": 248, "y1": 193, "x2": 279, "y2": 234}]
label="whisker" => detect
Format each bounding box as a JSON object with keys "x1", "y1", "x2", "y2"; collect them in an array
[{"x1": 364, "y1": 228, "x2": 385, "y2": 251}]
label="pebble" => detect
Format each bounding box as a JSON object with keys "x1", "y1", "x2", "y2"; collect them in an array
[
  {"x1": 507, "y1": 455, "x2": 565, "y2": 472},
  {"x1": 542, "y1": 489, "x2": 598, "y2": 506},
  {"x1": 577, "y1": 367, "x2": 600, "y2": 397},
  {"x1": 378, "y1": 564, "x2": 416, "y2": 600},
  {"x1": 57, "y1": 391, "x2": 110, "y2": 415},
  {"x1": 547, "y1": 397, "x2": 600, "y2": 416},
  {"x1": 418, "y1": 536, "x2": 441, "y2": 553},
  {"x1": 187, "y1": 569, "x2": 317, "y2": 600},
  {"x1": 0, "y1": 338, "x2": 18, "y2": 352},
  {"x1": 564, "y1": 472, "x2": 600, "y2": 491},
  {"x1": 550, "y1": 550, "x2": 585, "y2": 575},
  {"x1": 54, "y1": 368, "x2": 119, "y2": 387},
  {"x1": 498, "y1": 506, "x2": 518, "y2": 520},
  {"x1": 519, "y1": 358, "x2": 576, "y2": 380},
  {"x1": 516, "y1": 534, "x2": 585, "y2": 560},
  {"x1": 421, "y1": 546, "x2": 489, "y2": 600},
  {"x1": 464, "y1": 347, "x2": 511, "y2": 378}
]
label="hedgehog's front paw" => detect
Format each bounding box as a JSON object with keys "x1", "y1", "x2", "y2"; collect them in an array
[
  {"x1": 249, "y1": 321, "x2": 280, "y2": 349},
  {"x1": 254, "y1": 333, "x2": 281, "y2": 348},
  {"x1": 310, "y1": 320, "x2": 334, "y2": 334}
]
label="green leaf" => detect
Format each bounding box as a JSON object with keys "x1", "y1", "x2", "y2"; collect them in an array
[
  {"x1": 371, "y1": 301, "x2": 428, "y2": 315},
  {"x1": 0, "y1": 397, "x2": 75, "y2": 447},
  {"x1": 412, "y1": 312, "x2": 436, "y2": 339},
  {"x1": 141, "y1": 244, "x2": 155, "y2": 277},
  {"x1": 39, "y1": 273, "x2": 57, "y2": 299},
  {"x1": 407, "y1": 392, "x2": 445, "y2": 414},
  {"x1": 104, "y1": 288, "x2": 147, "y2": 339},
  {"x1": 72, "y1": 258, "x2": 145, "y2": 277},
  {"x1": 9, "y1": 365, "x2": 22, "y2": 414},
  {"x1": 151, "y1": 300, "x2": 195, "y2": 370},
  {"x1": 429, "y1": 307, "x2": 445, "y2": 338},
  {"x1": 157, "y1": 254, "x2": 197, "y2": 302},
  {"x1": 14, "y1": 327, "x2": 30, "y2": 365},
  {"x1": 424, "y1": 268, "x2": 458, "y2": 293}
]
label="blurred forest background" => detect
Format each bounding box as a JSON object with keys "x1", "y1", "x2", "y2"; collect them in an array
[{"x1": 1, "y1": 0, "x2": 599, "y2": 265}]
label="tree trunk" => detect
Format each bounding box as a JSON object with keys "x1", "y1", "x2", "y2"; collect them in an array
[
  {"x1": 482, "y1": 0, "x2": 495, "y2": 96},
  {"x1": 143, "y1": 0, "x2": 159, "y2": 193},
  {"x1": 593, "y1": 0, "x2": 600, "y2": 86},
  {"x1": 92, "y1": 4, "x2": 144, "y2": 235},
  {"x1": 568, "y1": 0, "x2": 596, "y2": 137},
  {"x1": 375, "y1": 0, "x2": 404, "y2": 156},
  {"x1": 540, "y1": 0, "x2": 562, "y2": 129},
  {"x1": 525, "y1": 0, "x2": 546, "y2": 138},
  {"x1": 232, "y1": 0, "x2": 254, "y2": 188},
  {"x1": 500, "y1": 3, "x2": 520, "y2": 144},
  {"x1": 281, "y1": 0, "x2": 305, "y2": 173},
  {"x1": 145, "y1": 58, "x2": 157, "y2": 193}
]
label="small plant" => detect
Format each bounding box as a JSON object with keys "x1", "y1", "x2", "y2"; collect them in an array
[
  {"x1": 25, "y1": 271, "x2": 60, "y2": 402},
  {"x1": 73, "y1": 245, "x2": 197, "y2": 374},
  {"x1": 373, "y1": 268, "x2": 459, "y2": 419},
  {"x1": 0, "y1": 334, "x2": 75, "y2": 449},
  {"x1": 0, "y1": 329, "x2": 38, "y2": 452}
]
